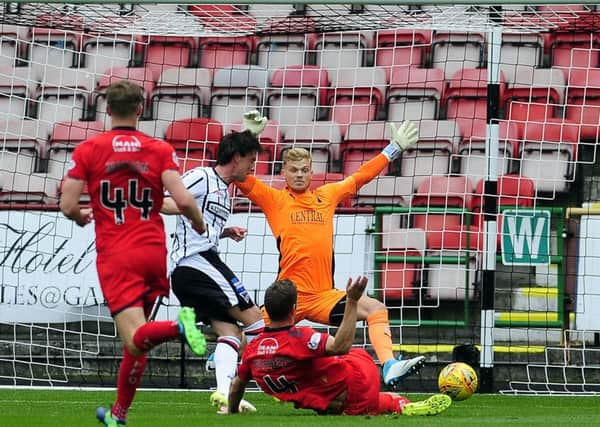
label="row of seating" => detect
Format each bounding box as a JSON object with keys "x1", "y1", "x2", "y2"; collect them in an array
[
  {"x1": 3, "y1": 21, "x2": 600, "y2": 80},
  {"x1": 3, "y1": 63, "x2": 600, "y2": 140}
]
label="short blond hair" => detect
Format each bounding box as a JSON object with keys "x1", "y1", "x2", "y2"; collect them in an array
[{"x1": 282, "y1": 147, "x2": 311, "y2": 165}]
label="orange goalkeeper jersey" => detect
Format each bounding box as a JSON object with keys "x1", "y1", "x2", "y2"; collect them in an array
[{"x1": 236, "y1": 153, "x2": 389, "y2": 294}]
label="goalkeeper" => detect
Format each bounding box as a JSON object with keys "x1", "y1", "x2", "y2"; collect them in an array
[{"x1": 236, "y1": 111, "x2": 425, "y2": 387}]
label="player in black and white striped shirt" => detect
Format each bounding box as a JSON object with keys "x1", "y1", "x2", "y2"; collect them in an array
[{"x1": 162, "y1": 129, "x2": 266, "y2": 413}]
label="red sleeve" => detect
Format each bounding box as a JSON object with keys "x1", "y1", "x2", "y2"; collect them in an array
[
  {"x1": 160, "y1": 141, "x2": 180, "y2": 172},
  {"x1": 67, "y1": 142, "x2": 89, "y2": 180}
]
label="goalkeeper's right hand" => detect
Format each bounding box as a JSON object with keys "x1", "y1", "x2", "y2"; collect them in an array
[
  {"x1": 242, "y1": 110, "x2": 267, "y2": 136},
  {"x1": 382, "y1": 121, "x2": 419, "y2": 161}
]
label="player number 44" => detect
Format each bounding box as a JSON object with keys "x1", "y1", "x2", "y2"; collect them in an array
[{"x1": 100, "y1": 179, "x2": 153, "y2": 224}]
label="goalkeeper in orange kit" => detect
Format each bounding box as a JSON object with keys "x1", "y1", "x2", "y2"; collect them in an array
[{"x1": 235, "y1": 111, "x2": 425, "y2": 387}]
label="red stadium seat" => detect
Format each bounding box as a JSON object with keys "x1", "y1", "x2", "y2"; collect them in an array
[
  {"x1": 566, "y1": 68, "x2": 600, "y2": 140},
  {"x1": 342, "y1": 121, "x2": 391, "y2": 176},
  {"x1": 326, "y1": 67, "x2": 386, "y2": 136},
  {"x1": 46, "y1": 120, "x2": 104, "y2": 180},
  {"x1": 142, "y1": 36, "x2": 197, "y2": 76},
  {"x1": 379, "y1": 227, "x2": 426, "y2": 301},
  {"x1": 165, "y1": 118, "x2": 223, "y2": 168},
  {"x1": 386, "y1": 67, "x2": 445, "y2": 122},
  {"x1": 445, "y1": 68, "x2": 506, "y2": 123},
  {"x1": 411, "y1": 175, "x2": 473, "y2": 232},
  {"x1": 374, "y1": 29, "x2": 432, "y2": 81},
  {"x1": 198, "y1": 36, "x2": 254, "y2": 70},
  {"x1": 548, "y1": 32, "x2": 600, "y2": 70}
]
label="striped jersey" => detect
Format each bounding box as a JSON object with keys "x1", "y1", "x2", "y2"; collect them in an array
[{"x1": 169, "y1": 166, "x2": 230, "y2": 267}]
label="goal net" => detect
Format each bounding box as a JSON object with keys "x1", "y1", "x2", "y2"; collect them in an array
[{"x1": 1, "y1": 1, "x2": 599, "y2": 395}]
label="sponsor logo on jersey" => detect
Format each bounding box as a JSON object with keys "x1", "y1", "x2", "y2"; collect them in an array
[
  {"x1": 257, "y1": 337, "x2": 279, "y2": 355},
  {"x1": 289, "y1": 209, "x2": 324, "y2": 224},
  {"x1": 207, "y1": 201, "x2": 230, "y2": 221},
  {"x1": 308, "y1": 332, "x2": 321, "y2": 350},
  {"x1": 112, "y1": 135, "x2": 141, "y2": 152}
]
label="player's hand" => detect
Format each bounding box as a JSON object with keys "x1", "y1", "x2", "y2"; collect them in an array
[
  {"x1": 76, "y1": 208, "x2": 93, "y2": 227},
  {"x1": 223, "y1": 226, "x2": 248, "y2": 242},
  {"x1": 345, "y1": 276, "x2": 367, "y2": 302},
  {"x1": 242, "y1": 110, "x2": 267, "y2": 136},
  {"x1": 390, "y1": 121, "x2": 418, "y2": 151}
]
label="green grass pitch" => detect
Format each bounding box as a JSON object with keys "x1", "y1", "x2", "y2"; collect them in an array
[{"x1": 1, "y1": 389, "x2": 599, "y2": 427}]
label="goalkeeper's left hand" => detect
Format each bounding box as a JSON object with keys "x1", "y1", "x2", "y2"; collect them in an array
[
  {"x1": 242, "y1": 110, "x2": 267, "y2": 136},
  {"x1": 382, "y1": 120, "x2": 419, "y2": 161}
]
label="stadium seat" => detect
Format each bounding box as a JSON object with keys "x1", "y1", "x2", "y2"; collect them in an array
[
  {"x1": 0, "y1": 119, "x2": 48, "y2": 178},
  {"x1": 565, "y1": 68, "x2": 600, "y2": 140},
  {"x1": 45, "y1": 120, "x2": 104, "y2": 180},
  {"x1": 326, "y1": 67, "x2": 386, "y2": 136},
  {"x1": 455, "y1": 120, "x2": 520, "y2": 185},
  {"x1": 0, "y1": 66, "x2": 36, "y2": 120},
  {"x1": 35, "y1": 67, "x2": 95, "y2": 123},
  {"x1": 445, "y1": 68, "x2": 506, "y2": 124},
  {"x1": 342, "y1": 121, "x2": 392, "y2": 176},
  {"x1": 431, "y1": 32, "x2": 485, "y2": 80},
  {"x1": 198, "y1": 35, "x2": 254, "y2": 70},
  {"x1": 374, "y1": 29, "x2": 432, "y2": 81},
  {"x1": 396, "y1": 120, "x2": 462, "y2": 190},
  {"x1": 150, "y1": 67, "x2": 212, "y2": 122},
  {"x1": 354, "y1": 176, "x2": 414, "y2": 207},
  {"x1": 548, "y1": 32, "x2": 600, "y2": 70},
  {"x1": 379, "y1": 227, "x2": 426, "y2": 301},
  {"x1": 411, "y1": 175, "x2": 473, "y2": 232},
  {"x1": 281, "y1": 121, "x2": 342, "y2": 174},
  {"x1": 81, "y1": 32, "x2": 135, "y2": 75},
  {"x1": 0, "y1": 25, "x2": 28, "y2": 68},
  {"x1": 386, "y1": 67, "x2": 445, "y2": 122},
  {"x1": 164, "y1": 118, "x2": 223, "y2": 170},
  {"x1": 267, "y1": 65, "x2": 329, "y2": 126},
  {"x1": 0, "y1": 171, "x2": 59, "y2": 204},
  {"x1": 93, "y1": 66, "x2": 156, "y2": 123},
  {"x1": 426, "y1": 226, "x2": 480, "y2": 301},
  {"x1": 503, "y1": 67, "x2": 566, "y2": 131},
  {"x1": 256, "y1": 17, "x2": 316, "y2": 68},
  {"x1": 28, "y1": 17, "x2": 84, "y2": 80},
  {"x1": 313, "y1": 31, "x2": 372, "y2": 70},
  {"x1": 137, "y1": 119, "x2": 169, "y2": 139},
  {"x1": 210, "y1": 66, "x2": 270, "y2": 127},
  {"x1": 518, "y1": 119, "x2": 580, "y2": 193},
  {"x1": 225, "y1": 121, "x2": 281, "y2": 175},
  {"x1": 141, "y1": 35, "x2": 197, "y2": 76},
  {"x1": 499, "y1": 33, "x2": 544, "y2": 83},
  {"x1": 247, "y1": 4, "x2": 295, "y2": 25}
]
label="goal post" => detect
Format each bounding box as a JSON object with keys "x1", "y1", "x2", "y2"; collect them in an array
[{"x1": 1, "y1": 1, "x2": 600, "y2": 395}]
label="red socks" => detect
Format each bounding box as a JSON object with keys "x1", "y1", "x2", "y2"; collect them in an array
[
  {"x1": 132, "y1": 320, "x2": 179, "y2": 352},
  {"x1": 112, "y1": 348, "x2": 148, "y2": 422}
]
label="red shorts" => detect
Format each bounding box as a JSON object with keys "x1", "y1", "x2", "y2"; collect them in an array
[
  {"x1": 342, "y1": 348, "x2": 381, "y2": 415},
  {"x1": 96, "y1": 245, "x2": 169, "y2": 316}
]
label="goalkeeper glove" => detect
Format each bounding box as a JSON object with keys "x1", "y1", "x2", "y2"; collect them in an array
[
  {"x1": 242, "y1": 110, "x2": 267, "y2": 136},
  {"x1": 382, "y1": 121, "x2": 419, "y2": 161}
]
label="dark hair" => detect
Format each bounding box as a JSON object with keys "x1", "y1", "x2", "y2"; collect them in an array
[
  {"x1": 216, "y1": 130, "x2": 263, "y2": 165},
  {"x1": 105, "y1": 80, "x2": 144, "y2": 118},
  {"x1": 264, "y1": 279, "x2": 297, "y2": 321}
]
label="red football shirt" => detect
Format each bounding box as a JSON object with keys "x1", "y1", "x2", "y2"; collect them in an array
[
  {"x1": 67, "y1": 128, "x2": 179, "y2": 255},
  {"x1": 238, "y1": 325, "x2": 350, "y2": 412}
]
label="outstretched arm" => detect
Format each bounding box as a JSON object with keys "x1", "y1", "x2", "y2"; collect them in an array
[
  {"x1": 228, "y1": 375, "x2": 249, "y2": 414},
  {"x1": 325, "y1": 276, "x2": 368, "y2": 355}
]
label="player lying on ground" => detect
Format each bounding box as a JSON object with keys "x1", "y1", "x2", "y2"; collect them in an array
[
  {"x1": 161, "y1": 130, "x2": 266, "y2": 413},
  {"x1": 236, "y1": 111, "x2": 425, "y2": 387},
  {"x1": 60, "y1": 80, "x2": 207, "y2": 427},
  {"x1": 227, "y1": 277, "x2": 451, "y2": 416}
]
